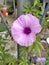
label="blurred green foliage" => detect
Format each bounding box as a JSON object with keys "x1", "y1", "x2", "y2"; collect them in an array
[
  {"x1": 0, "y1": 0, "x2": 49, "y2": 65},
  {"x1": 7, "y1": 5, "x2": 14, "y2": 14},
  {"x1": 45, "y1": 50, "x2": 49, "y2": 65},
  {"x1": 0, "y1": 5, "x2": 3, "y2": 11},
  {"x1": 23, "y1": 0, "x2": 42, "y2": 19},
  {"x1": 0, "y1": 18, "x2": 17, "y2": 65},
  {"x1": 0, "y1": 23, "x2": 6, "y2": 32},
  {"x1": 0, "y1": 35, "x2": 17, "y2": 65},
  {"x1": 19, "y1": 57, "x2": 28, "y2": 65}
]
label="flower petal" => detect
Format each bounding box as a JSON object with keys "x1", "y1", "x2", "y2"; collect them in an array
[
  {"x1": 32, "y1": 25, "x2": 42, "y2": 34},
  {"x1": 17, "y1": 15, "x2": 26, "y2": 27},
  {"x1": 16, "y1": 33, "x2": 36, "y2": 47},
  {"x1": 26, "y1": 14, "x2": 42, "y2": 34},
  {"x1": 41, "y1": 57, "x2": 46, "y2": 62},
  {"x1": 12, "y1": 20, "x2": 23, "y2": 30},
  {"x1": 36, "y1": 57, "x2": 42, "y2": 63}
]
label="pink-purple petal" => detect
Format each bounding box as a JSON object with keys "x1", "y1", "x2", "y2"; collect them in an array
[
  {"x1": 17, "y1": 15, "x2": 26, "y2": 27},
  {"x1": 11, "y1": 14, "x2": 42, "y2": 47},
  {"x1": 16, "y1": 34, "x2": 36, "y2": 47},
  {"x1": 36, "y1": 57, "x2": 42, "y2": 63},
  {"x1": 41, "y1": 57, "x2": 46, "y2": 62},
  {"x1": 36, "y1": 57, "x2": 46, "y2": 63},
  {"x1": 31, "y1": 25, "x2": 42, "y2": 34}
]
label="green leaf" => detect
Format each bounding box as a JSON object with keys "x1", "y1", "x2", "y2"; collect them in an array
[
  {"x1": 36, "y1": 35, "x2": 40, "y2": 41},
  {"x1": 29, "y1": 41, "x2": 44, "y2": 56},
  {"x1": 36, "y1": 41, "x2": 44, "y2": 50},
  {"x1": 41, "y1": 19, "x2": 48, "y2": 29},
  {"x1": 28, "y1": 42, "x2": 36, "y2": 52},
  {"x1": 33, "y1": 42, "x2": 41, "y2": 56},
  {"x1": 19, "y1": 57, "x2": 28, "y2": 65},
  {"x1": 37, "y1": 2, "x2": 42, "y2": 7},
  {"x1": 0, "y1": 23, "x2": 6, "y2": 32},
  {"x1": 34, "y1": 0, "x2": 39, "y2": 6}
]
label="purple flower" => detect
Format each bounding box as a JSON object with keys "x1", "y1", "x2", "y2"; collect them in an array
[
  {"x1": 41, "y1": 57, "x2": 46, "y2": 62},
  {"x1": 36, "y1": 57, "x2": 46, "y2": 63},
  {"x1": 36, "y1": 57, "x2": 42, "y2": 63},
  {"x1": 11, "y1": 14, "x2": 42, "y2": 47}
]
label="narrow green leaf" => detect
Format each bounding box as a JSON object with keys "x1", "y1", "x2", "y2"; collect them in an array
[{"x1": 36, "y1": 41, "x2": 44, "y2": 50}]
